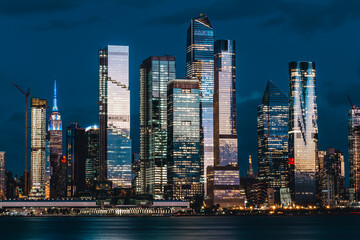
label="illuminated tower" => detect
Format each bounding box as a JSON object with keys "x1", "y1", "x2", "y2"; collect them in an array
[
  {"x1": 349, "y1": 105, "x2": 360, "y2": 201},
  {"x1": 99, "y1": 45, "x2": 132, "y2": 188},
  {"x1": 49, "y1": 80, "x2": 66, "y2": 198},
  {"x1": 207, "y1": 40, "x2": 243, "y2": 208},
  {"x1": 288, "y1": 61, "x2": 318, "y2": 205},
  {"x1": 0, "y1": 152, "x2": 5, "y2": 199},
  {"x1": 186, "y1": 14, "x2": 214, "y2": 194},
  {"x1": 85, "y1": 125, "x2": 99, "y2": 190},
  {"x1": 140, "y1": 56, "x2": 176, "y2": 199},
  {"x1": 247, "y1": 155, "x2": 254, "y2": 178},
  {"x1": 167, "y1": 79, "x2": 202, "y2": 200},
  {"x1": 30, "y1": 98, "x2": 47, "y2": 199}
]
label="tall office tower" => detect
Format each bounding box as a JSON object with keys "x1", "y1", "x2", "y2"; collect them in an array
[
  {"x1": 48, "y1": 80, "x2": 66, "y2": 198},
  {"x1": 257, "y1": 80, "x2": 289, "y2": 204},
  {"x1": 140, "y1": 56, "x2": 176, "y2": 199},
  {"x1": 167, "y1": 79, "x2": 202, "y2": 200},
  {"x1": 208, "y1": 39, "x2": 243, "y2": 208},
  {"x1": 186, "y1": 14, "x2": 214, "y2": 194},
  {"x1": 30, "y1": 98, "x2": 47, "y2": 199},
  {"x1": 66, "y1": 123, "x2": 86, "y2": 197},
  {"x1": 288, "y1": 61, "x2": 318, "y2": 205},
  {"x1": 44, "y1": 134, "x2": 51, "y2": 199},
  {"x1": 99, "y1": 45, "x2": 132, "y2": 188},
  {"x1": 85, "y1": 125, "x2": 99, "y2": 190},
  {"x1": 0, "y1": 152, "x2": 5, "y2": 199},
  {"x1": 318, "y1": 148, "x2": 345, "y2": 207},
  {"x1": 348, "y1": 105, "x2": 360, "y2": 201}
]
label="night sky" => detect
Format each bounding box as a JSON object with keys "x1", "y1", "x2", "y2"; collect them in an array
[{"x1": 1, "y1": 0, "x2": 360, "y2": 179}]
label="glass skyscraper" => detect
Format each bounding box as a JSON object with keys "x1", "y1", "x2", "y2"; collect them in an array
[
  {"x1": 186, "y1": 14, "x2": 214, "y2": 194},
  {"x1": 85, "y1": 125, "x2": 99, "y2": 191},
  {"x1": 48, "y1": 80, "x2": 66, "y2": 198},
  {"x1": 208, "y1": 39, "x2": 243, "y2": 208},
  {"x1": 257, "y1": 80, "x2": 289, "y2": 204},
  {"x1": 167, "y1": 79, "x2": 202, "y2": 200},
  {"x1": 30, "y1": 98, "x2": 47, "y2": 199},
  {"x1": 288, "y1": 61, "x2": 318, "y2": 205},
  {"x1": 99, "y1": 45, "x2": 132, "y2": 188},
  {"x1": 0, "y1": 152, "x2": 5, "y2": 199},
  {"x1": 140, "y1": 56, "x2": 176, "y2": 199},
  {"x1": 348, "y1": 105, "x2": 360, "y2": 201},
  {"x1": 318, "y1": 148, "x2": 345, "y2": 207},
  {"x1": 66, "y1": 122, "x2": 86, "y2": 197}
]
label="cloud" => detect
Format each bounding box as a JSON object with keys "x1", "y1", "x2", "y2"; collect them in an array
[
  {"x1": 146, "y1": 0, "x2": 360, "y2": 34},
  {"x1": 31, "y1": 16, "x2": 100, "y2": 31},
  {"x1": 0, "y1": 0, "x2": 164, "y2": 16},
  {"x1": 0, "y1": 0, "x2": 83, "y2": 15}
]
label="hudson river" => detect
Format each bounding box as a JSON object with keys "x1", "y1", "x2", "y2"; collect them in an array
[{"x1": 1, "y1": 216, "x2": 359, "y2": 239}]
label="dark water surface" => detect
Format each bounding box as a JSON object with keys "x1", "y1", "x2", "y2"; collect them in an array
[{"x1": 0, "y1": 215, "x2": 359, "y2": 240}]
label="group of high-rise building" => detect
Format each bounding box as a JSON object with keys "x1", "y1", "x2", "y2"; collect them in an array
[{"x1": 1, "y1": 14, "x2": 360, "y2": 209}]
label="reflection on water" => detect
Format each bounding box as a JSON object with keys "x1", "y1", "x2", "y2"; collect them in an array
[{"x1": 1, "y1": 216, "x2": 359, "y2": 240}]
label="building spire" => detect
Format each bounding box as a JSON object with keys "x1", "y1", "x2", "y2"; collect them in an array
[
  {"x1": 53, "y1": 79, "x2": 58, "y2": 112},
  {"x1": 247, "y1": 155, "x2": 254, "y2": 178}
]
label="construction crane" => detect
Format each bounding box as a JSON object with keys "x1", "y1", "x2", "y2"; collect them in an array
[
  {"x1": 13, "y1": 83, "x2": 30, "y2": 196},
  {"x1": 347, "y1": 94, "x2": 354, "y2": 108}
]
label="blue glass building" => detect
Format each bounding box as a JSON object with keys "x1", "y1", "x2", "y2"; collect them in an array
[
  {"x1": 167, "y1": 79, "x2": 202, "y2": 200},
  {"x1": 186, "y1": 14, "x2": 214, "y2": 194},
  {"x1": 140, "y1": 56, "x2": 176, "y2": 199},
  {"x1": 257, "y1": 81, "x2": 289, "y2": 204},
  {"x1": 99, "y1": 45, "x2": 132, "y2": 188}
]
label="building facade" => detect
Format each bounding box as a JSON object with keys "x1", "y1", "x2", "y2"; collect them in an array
[
  {"x1": 0, "y1": 152, "x2": 5, "y2": 199},
  {"x1": 349, "y1": 105, "x2": 360, "y2": 201},
  {"x1": 85, "y1": 125, "x2": 99, "y2": 191},
  {"x1": 99, "y1": 45, "x2": 132, "y2": 188},
  {"x1": 48, "y1": 80, "x2": 66, "y2": 198},
  {"x1": 140, "y1": 56, "x2": 176, "y2": 199},
  {"x1": 318, "y1": 148, "x2": 345, "y2": 207},
  {"x1": 66, "y1": 123, "x2": 86, "y2": 197},
  {"x1": 167, "y1": 79, "x2": 202, "y2": 200},
  {"x1": 208, "y1": 39, "x2": 242, "y2": 208},
  {"x1": 288, "y1": 61, "x2": 318, "y2": 205},
  {"x1": 186, "y1": 14, "x2": 215, "y2": 194},
  {"x1": 30, "y1": 98, "x2": 47, "y2": 199},
  {"x1": 257, "y1": 80, "x2": 289, "y2": 204}
]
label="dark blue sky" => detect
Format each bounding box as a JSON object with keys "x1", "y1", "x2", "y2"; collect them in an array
[{"x1": 1, "y1": 0, "x2": 360, "y2": 177}]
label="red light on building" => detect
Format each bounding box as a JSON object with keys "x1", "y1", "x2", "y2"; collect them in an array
[
  {"x1": 61, "y1": 156, "x2": 67, "y2": 163},
  {"x1": 288, "y1": 158, "x2": 294, "y2": 165}
]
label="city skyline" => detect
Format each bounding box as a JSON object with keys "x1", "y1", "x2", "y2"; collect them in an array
[{"x1": 1, "y1": 1, "x2": 359, "y2": 182}]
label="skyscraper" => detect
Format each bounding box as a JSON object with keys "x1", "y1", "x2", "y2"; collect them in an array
[
  {"x1": 318, "y1": 148, "x2": 345, "y2": 207},
  {"x1": 99, "y1": 45, "x2": 132, "y2": 188},
  {"x1": 30, "y1": 98, "x2": 47, "y2": 199},
  {"x1": 48, "y1": 80, "x2": 66, "y2": 198},
  {"x1": 140, "y1": 56, "x2": 176, "y2": 199},
  {"x1": 348, "y1": 105, "x2": 360, "y2": 201},
  {"x1": 167, "y1": 79, "x2": 202, "y2": 200},
  {"x1": 186, "y1": 14, "x2": 215, "y2": 194},
  {"x1": 0, "y1": 152, "x2": 5, "y2": 199},
  {"x1": 288, "y1": 61, "x2": 318, "y2": 205},
  {"x1": 85, "y1": 125, "x2": 99, "y2": 190},
  {"x1": 257, "y1": 80, "x2": 289, "y2": 204},
  {"x1": 208, "y1": 39, "x2": 243, "y2": 208},
  {"x1": 45, "y1": 134, "x2": 51, "y2": 199},
  {"x1": 66, "y1": 122, "x2": 86, "y2": 197}
]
